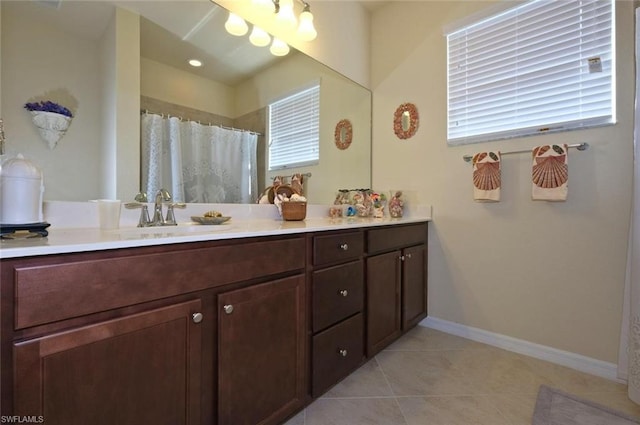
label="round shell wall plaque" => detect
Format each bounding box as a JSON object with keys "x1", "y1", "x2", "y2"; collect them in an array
[{"x1": 334, "y1": 119, "x2": 353, "y2": 150}]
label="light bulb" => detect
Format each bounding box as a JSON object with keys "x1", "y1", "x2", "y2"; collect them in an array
[
  {"x1": 224, "y1": 12, "x2": 248, "y2": 36},
  {"x1": 252, "y1": 0, "x2": 274, "y2": 13},
  {"x1": 297, "y1": 9, "x2": 317, "y2": 41},
  {"x1": 275, "y1": 0, "x2": 297, "y2": 30},
  {"x1": 188, "y1": 59, "x2": 202, "y2": 67},
  {"x1": 249, "y1": 26, "x2": 271, "y2": 47},
  {"x1": 270, "y1": 38, "x2": 290, "y2": 56}
]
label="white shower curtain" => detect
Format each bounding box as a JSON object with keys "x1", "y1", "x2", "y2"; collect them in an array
[
  {"x1": 141, "y1": 114, "x2": 258, "y2": 204},
  {"x1": 618, "y1": 7, "x2": 640, "y2": 406}
]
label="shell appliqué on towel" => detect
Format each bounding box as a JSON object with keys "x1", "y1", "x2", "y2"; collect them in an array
[
  {"x1": 473, "y1": 161, "x2": 501, "y2": 190},
  {"x1": 532, "y1": 155, "x2": 567, "y2": 188}
]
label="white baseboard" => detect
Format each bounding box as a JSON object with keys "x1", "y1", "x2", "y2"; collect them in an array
[{"x1": 420, "y1": 316, "x2": 623, "y2": 383}]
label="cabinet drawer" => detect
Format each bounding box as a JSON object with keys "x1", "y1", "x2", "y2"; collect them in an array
[
  {"x1": 312, "y1": 261, "x2": 363, "y2": 332},
  {"x1": 13, "y1": 237, "x2": 305, "y2": 329},
  {"x1": 367, "y1": 223, "x2": 427, "y2": 255},
  {"x1": 312, "y1": 313, "x2": 364, "y2": 397},
  {"x1": 313, "y1": 231, "x2": 364, "y2": 266}
]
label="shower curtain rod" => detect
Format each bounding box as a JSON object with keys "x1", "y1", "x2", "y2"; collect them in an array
[
  {"x1": 140, "y1": 109, "x2": 263, "y2": 136},
  {"x1": 462, "y1": 142, "x2": 589, "y2": 163}
]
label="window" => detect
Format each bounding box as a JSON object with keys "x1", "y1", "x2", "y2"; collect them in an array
[
  {"x1": 447, "y1": 0, "x2": 615, "y2": 145},
  {"x1": 268, "y1": 82, "x2": 320, "y2": 170}
]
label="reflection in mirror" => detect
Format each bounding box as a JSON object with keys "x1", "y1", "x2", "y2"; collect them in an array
[
  {"x1": 1, "y1": 0, "x2": 371, "y2": 204},
  {"x1": 393, "y1": 103, "x2": 419, "y2": 139},
  {"x1": 334, "y1": 119, "x2": 353, "y2": 150}
]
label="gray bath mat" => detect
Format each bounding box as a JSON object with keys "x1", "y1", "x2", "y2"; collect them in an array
[{"x1": 532, "y1": 385, "x2": 640, "y2": 425}]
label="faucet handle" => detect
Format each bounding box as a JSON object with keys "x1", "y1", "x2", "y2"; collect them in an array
[
  {"x1": 165, "y1": 202, "x2": 186, "y2": 226},
  {"x1": 124, "y1": 202, "x2": 151, "y2": 227},
  {"x1": 134, "y1": 192, "x2": 148, "y2": 203}
]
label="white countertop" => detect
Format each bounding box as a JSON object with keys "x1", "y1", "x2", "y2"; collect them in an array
[{"x1": 1, "y1": 202, "x2": 432, "y2": 259}]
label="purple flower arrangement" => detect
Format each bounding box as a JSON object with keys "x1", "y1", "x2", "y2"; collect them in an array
[{"x1": 24, "y1": 101, "x2": 73, "y2": 118}]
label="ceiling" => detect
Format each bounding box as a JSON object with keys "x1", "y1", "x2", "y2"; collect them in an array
[{"x1": 358, "y1": 1, "x2": 392, "y2": 13}]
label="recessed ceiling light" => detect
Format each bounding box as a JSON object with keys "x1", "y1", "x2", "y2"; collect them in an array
[{"x1": 188, "y1": 59, "x2": 202, "y2": 67}]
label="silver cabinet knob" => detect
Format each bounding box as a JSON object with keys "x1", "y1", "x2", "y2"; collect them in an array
[
  {"x1": 339, "y1": 290, "x2": 348, "y2": 297},
  {"x1": 223, "y1": 304, "x2": 234, "y2": 314},
  {"x1": 400, "y1": 255, "x2": 405, "y2": 261},
  {"x1": 338, "y1": 349, "x2": 348, "y2": 357},
  {"x1": 340, "y1": 243, "x2": 349, "y2": 251},
  {"x1": 406, "y1": 253, "x2": 412, "y2": 259},
  {"x1": 192, "y1": 312, "x2": 203, "y2": 323}
]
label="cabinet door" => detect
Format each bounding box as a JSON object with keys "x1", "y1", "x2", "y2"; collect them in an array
[
  {"x1": 366, "y1": 251, "x2": 401, "y2": 357},
  {"x1": 402, "y1": 244, "x2": 427, "y2": 330},
  {"x1": 218, "y1": 275, "x2": 305, "y2": 425},
  {"x1": 13, "y1": 299, "x2": 202, "y2": 425}
]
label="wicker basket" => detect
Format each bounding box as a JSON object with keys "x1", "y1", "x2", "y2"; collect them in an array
[{"x1": 281, "y1": 201, "x2": 307, "y2": 221}]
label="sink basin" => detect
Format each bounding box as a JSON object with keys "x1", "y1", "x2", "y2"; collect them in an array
[{"x1": 106, "y1": 223, "x2": 233, "y2": 239}]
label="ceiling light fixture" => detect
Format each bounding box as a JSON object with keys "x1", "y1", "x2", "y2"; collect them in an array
[
  {"x1": 188, "y1": 59, "x2": 203, "y2": 67},
  {"x1": 223, "y1": 0, "x2": 318, "y2": 54},
  {"x1": 224, "y1": 12, "x2": 248, "y2": 36},
  {"x1": 249, "y1": 26, "x2": 271, "y2": 47}
]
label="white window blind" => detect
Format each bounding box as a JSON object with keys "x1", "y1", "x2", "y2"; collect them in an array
[
  {"x1": 447, "y1": 0, "x2": 615, "y2": 145},
  {"x1": 269, "y1": 83, "x2": 320, "y2": 170}
]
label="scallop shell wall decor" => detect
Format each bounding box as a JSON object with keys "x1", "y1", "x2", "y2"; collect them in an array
[
  {"x1": 30, "y1": 111, "x2": 71, "y2": 149},
  {"x1": 532, "y1": 144, "x2": 567, "y2": 189}
]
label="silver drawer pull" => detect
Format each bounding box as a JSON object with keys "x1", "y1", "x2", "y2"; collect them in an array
[
  {"x1": 338, "y1": 349, "x2": 348, "y2": 357},
  {"x1": 339, "y1": 290, "x2": 348, "y2": 297},
  {"x1": 223, "y1": 304, "x2": 234, "y2": 314},
  {"x1": 339, "y1": 243, "x2": 349, "y2": 251},
  {"x1": 192, "y1": 312, "x2": 203, "y2": 323}
]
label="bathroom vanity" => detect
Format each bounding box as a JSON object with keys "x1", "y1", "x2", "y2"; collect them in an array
[{"x1": 0, "y1": 218, "x2": 428, "y2": 425}]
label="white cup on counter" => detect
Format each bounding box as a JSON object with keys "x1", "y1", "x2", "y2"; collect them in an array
[{"x1": 92, "y1": 199, "x2": 122, "y2": 230}]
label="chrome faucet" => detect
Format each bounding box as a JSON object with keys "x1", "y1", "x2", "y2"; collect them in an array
[
  {"x1": 125, "y1": 190, "x2": 184, "y2": 227},
  {"x1": 151, "y1": 188, "x2": 172, "y2": 226}
]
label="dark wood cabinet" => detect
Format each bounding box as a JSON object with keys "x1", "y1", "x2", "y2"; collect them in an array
[
  {"x1": 13, "y1": 299, "x2": 202, "y2": 425},
  {"x1": 366, "y1": 223, "x2": 428, "y2": 356},
  {"x1": 218, "y1": 275, "x2": 306, "y2": 425},
  {"x1": 1, "y1": 221, "x2": 428, "y2": 425}
]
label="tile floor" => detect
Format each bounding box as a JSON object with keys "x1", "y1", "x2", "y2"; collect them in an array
[{"x1": 284, "y1": 326, "x2": 640, "y2": 425}]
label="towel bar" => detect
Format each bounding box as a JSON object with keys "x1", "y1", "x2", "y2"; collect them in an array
[
  {"x1": 271, "y1": 173, "x2": 312, "y2": 181},
  {"x1": 462, "y1": 142, "x2": 589, "y2": 163}
]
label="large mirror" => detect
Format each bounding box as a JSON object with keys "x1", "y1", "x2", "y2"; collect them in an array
[{"x1": 0, "y1": 0, "x2": 371, "y2": 204}]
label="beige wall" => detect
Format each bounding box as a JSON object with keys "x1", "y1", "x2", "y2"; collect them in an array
[
  {"x1": 141, "y1": 58, "x2": 235, "y2": 118},
  {"x1": 370, "y1": 0, "x2": 635, "y2": 364},
  {"x1": 1, "y1": 2, "x2": 104, "y2": 201}
]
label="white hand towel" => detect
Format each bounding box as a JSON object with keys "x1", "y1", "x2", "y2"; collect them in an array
[
  {"x1": 472, "y1": 151, "x2": 501, "y2": 202},
  {"x1": 532, "y1": 144, "x2": 568, "y2": 201}
]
